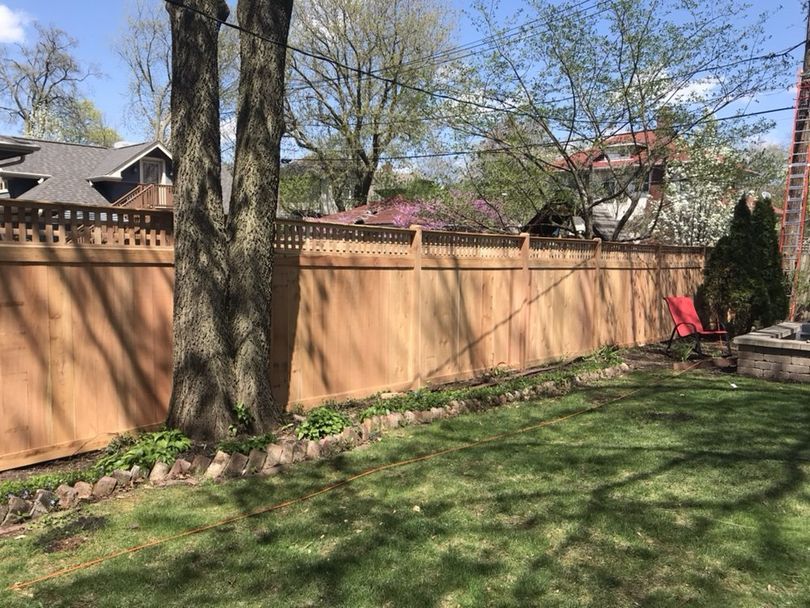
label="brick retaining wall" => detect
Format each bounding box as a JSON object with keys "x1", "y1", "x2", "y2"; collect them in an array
[{"x1": 734, "y1": 324, "x2": 810, "y2": 383}]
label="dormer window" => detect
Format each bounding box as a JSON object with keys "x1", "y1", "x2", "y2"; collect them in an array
[{"x1": 140, "y1": 158, "x2": 166, "y2": 184}]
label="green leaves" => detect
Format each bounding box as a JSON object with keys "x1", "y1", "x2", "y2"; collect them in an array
[
  {"x1": 94, "y1": 430, "x2": 192, "y2": 474},
  {"x1": 296, "y1": 407, "x2": 352, "y2": 440}
]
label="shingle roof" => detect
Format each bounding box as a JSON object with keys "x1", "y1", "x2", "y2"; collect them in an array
[
  {"x1": 21, "y1": 175, "x2": 110, "y2": 205},
  {"x1": 88, "y1": 141, "x2": 161, "y2": 179},
  {"x1": 0, "y1": 136, "x2": 161, "y2": 205}
]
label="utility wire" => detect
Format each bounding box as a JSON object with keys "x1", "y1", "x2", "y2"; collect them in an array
[
  {"x1": 163, "y1": 0, "x2": 541, "y2": 118},
  {"x1": 280, "y1": 105, "x2": 793, "y2": 163},
  {"x1": 166, "y1": 0, "x2": 802, "y2": 126},
  {"x1": 286, "y1": 0, "x2": 613, "y2": 93}
]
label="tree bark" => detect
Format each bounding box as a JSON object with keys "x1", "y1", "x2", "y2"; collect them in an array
[
  {"x1": 227, "y1": 0, "x2": 294, "y2": 430},
  {"x1": 351, "y1": 167, "x2": 374, "y2": 206},
  {"x1": 166, "y1": 0, "x2": 233, "y2": 439}
]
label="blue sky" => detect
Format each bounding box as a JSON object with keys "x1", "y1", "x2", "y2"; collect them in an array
[{"x1": 0, "y1": 0, "x2": 804, "y2": 145}]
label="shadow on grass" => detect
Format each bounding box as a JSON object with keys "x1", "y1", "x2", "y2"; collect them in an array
[{"x1": 5, "y1": 372, "x2": 810, "y2": 607}]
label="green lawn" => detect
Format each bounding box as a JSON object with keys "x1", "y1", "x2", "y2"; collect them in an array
[{"x1": 1, "y1": 370, "x2": 809, "y2": 607}]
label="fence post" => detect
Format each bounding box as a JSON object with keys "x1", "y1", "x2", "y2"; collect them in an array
[
  {"x1": 591, "y1": 238, "x2": 603, "y2": 347},
  {"x1": 656, "y1": 243, "x2": 664, "y2": 337},
  {"x1": 410, "y1": 225, "x2": 424, "y2": 388},
  {"x1": 520, "y1": 232, "x2": 530, "y2": 370}
]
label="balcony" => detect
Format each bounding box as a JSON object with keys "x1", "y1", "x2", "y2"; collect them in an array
[{"x1": 113, "y1": 183, "x2": 174, "y2": 209}]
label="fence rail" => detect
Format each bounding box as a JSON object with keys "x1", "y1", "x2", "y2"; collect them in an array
[
  {"x1": 0, "y1": 199, "x2": 174, "y2": 247},
  {"x1": 0, "y1": 200, "x2": 705, "y2": 471}
]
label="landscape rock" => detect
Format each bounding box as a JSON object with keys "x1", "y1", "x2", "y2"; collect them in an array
[
  {"x1": 7, "y1": 496, "x2": 31, "y2": 516},
  {"x1": 265, "y1": 444, "x2": 284, "y2": 467},
  {"x1": 1, "y1": 512, "x2": 23, "y2": 528},
  {"x1": 387, "y1": 413, "x2": 404, "y2": 428},
  {"x1": 112, "y1": 469, "x2": 133, "y2": 486},
  {"x1": 404, "y1": 411, "x2": 417, "y2": 424},
  {"x1": 55, "y1": 484, "x2": 79, "y2": 509},
  {"x1": 619, "y1": 362, "x2": 631, "y2": 372},
  {"x1": 92, "y1": 476, "x2": 118, "y2": 498},
  {"x1": 32, "y1": 489, "x2": 58, "y2": 512},
  {"x1": 291, "y1": 442, "x2": 307, "y2": 463},
  {"x1": 260, "y1": 454, "x2": 283, "y2": 476},
  {"x1": 73, "y1": 481, "x2": 93, "y2": 499},
  {"x1": 318, "y1": 436, "x2": 335, "y2": 455},
  {"x1": 130, "y1": 465, "x2": 146, "y2": 482},
  {"x1": 380, "y1": 392, "x2": 404, "y2": 400},
  {"x1": 339, "y1": 427, "x2": 361, "y2": 446},
  {"x1": 245, "y1": 449, "x2": 267, "y2": 474},
  {"x1": 149, "y1": 461, "x2": 171, "y2": 483},
  {"x1": 224, "y1": 452, "x2": 249, "y2": 477},
  {"x1": 188, "y1": 455, "x2": 212, "y2": 476},
  {"x1": 0, "y1": 506, "x2": 7, "y2": 524},
  {"x1": 279, "y1": 443, "x2": 295, "y2": 465},
  {"x1": 304, "y1": 440, "x2": 321, "y2": 460},
  {"x1": 360, "y1": 419, "x2": 375, "y2": 440},
  {"x1": 168, "y1": 459, "x2": 191, "y2": 479},
  {"x1": 205, "y1": 451, "x2": 231, "y2": 479}
]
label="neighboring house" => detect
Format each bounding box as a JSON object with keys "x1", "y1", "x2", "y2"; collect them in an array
[
  {"x1": 313, "y1": 196, "x2": 426, "y2": 227},
  {"x1": 527, "y1": 129, "x2": 673, "y2": 239},
  {"x1": 0, "y1": 135, "x2": 174, "y2": 209},
  {"x1": 278, "y1": 159, "x2": 338, "y2": 219}
]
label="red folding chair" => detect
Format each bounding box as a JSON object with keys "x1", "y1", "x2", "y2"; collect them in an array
[{"x1": 664, "y1": 296, "x2": 728, "y2": 355}]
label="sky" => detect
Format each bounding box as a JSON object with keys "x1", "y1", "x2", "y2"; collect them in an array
[{"x1": 0, "y1": 0, "x2": 805, "y2": 146}]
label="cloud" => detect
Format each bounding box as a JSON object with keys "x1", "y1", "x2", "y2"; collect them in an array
[
  {"x1": 669, "y1": 77, "x2": 721, "y2": 103},
  {"x1": 0, "y1": 4, "x2": 27, "y2": 44}
]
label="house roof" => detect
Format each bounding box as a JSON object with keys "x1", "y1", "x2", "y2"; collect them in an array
[
  {"x1": 313, "y1": 196, "x2": 434, "y2": 228},
  {"x1": 558, "y1": 129, "x2": 681, "y2": 170},
  {"x1": 88, "y1": 141, "x2": 170, "y2": 181},
  {"x1": 0, "y1": 135, "x2": 164, "y2": 205}
]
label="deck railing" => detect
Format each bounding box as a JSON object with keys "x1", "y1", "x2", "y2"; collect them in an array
[
  {"x1": 0, "y1": 199, "x2": 174, "y2": 247},
  {"x1": 113, "y1": 184, "x2": 174, "y2": 209}
]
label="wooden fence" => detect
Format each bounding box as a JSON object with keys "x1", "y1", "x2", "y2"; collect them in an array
[{"x1": 0, "y1": 199, "x2": 705, "y2": 470}]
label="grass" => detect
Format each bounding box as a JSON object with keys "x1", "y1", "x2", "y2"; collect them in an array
[{"x1": 0, "y1": 369, "x2": 808, "y2": 607}]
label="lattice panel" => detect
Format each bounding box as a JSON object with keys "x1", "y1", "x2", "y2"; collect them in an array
[
  {"x1": 422, "y1": 231, "x2": 522, "y2": 258},
  {"x1": 0, "y1": 200, "x2": 174, "y2": 247},
  {"x1": 529, "y1": 237, "x2": 597, "y2": 261},
  {"x1": 274, "y1": 220, "x2": 412, "y2": 256}
]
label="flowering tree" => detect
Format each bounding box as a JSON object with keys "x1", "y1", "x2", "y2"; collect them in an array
[{"x1": 654, "y1": 168, "x2": 732, "y2": 246}]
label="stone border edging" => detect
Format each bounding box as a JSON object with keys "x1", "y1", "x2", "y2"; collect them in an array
[{"x1": 1, "y1": 363, "x2": 630, "y2": 531}]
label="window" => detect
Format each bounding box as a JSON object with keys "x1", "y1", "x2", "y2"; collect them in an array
[{"x1": 140, "y1": 158, "x2": 165, "y2": 184}]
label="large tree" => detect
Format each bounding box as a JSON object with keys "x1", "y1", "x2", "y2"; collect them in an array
[
  {"x1": 228, "y1": 0, "x2": 294, "y2": 430},
  {"x1": 166, "y1": 0, "x2": 234, "y2": 438},
  {"x1": 167, "y1": 0, "x2": 293, "y2": 439},
  {"x1": 0, "y1": 24, "x2": 100, "y2": 137},
  {"x1": 284, "y1": 0, "x2": 452, "y2": 210},
  {"x1": 451, "y1": 0, "x2": 790, "y2": 240},
  {"x1": 118, "y1": 0, "x2": 240, "y2": 144}
]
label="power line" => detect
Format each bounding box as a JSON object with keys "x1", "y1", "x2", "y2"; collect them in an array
[
  {"x1": 280, "y1": 105, "x2": 794, "y2": 163},
  {"x1": 286, "y1": 0, "x2": 613, "y2": 94},
  {"x1": 166, "y1": 0, "x2": 803, "y2": 128},
  {"x1": 164, "y1": 0, "x2": 535, "y2": 118}
]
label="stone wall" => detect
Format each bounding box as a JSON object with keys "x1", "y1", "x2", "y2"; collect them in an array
[{"x1": 735, "y1": 324, "x2": 810, "y2": 383}]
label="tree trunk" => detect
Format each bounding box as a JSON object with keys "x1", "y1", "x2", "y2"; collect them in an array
[
  {"x1": 166, "y1": 0, "x2": 233, "y2": 439},
  {"x1": 227, "y1": 0, "x2": 294, "y2": 430},
  {"x1": 351, "y1": 167, "x2": 374, "y2": 205}
]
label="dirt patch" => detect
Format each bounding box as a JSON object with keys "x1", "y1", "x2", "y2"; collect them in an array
[
  {"x1": 0, "y1": 452, "x2": 100, "y2": 484},
  {"x1": 44, "y1": 534, "x2": 87, "y2": 553},
  {"x1": 34, "y1": 515, "x2": 108, "y2": 553}
]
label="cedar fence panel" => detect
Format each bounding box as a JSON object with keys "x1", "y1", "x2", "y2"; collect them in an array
[{"x1": 0, "y1": 203, "x2": 705, "y2": 470}]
